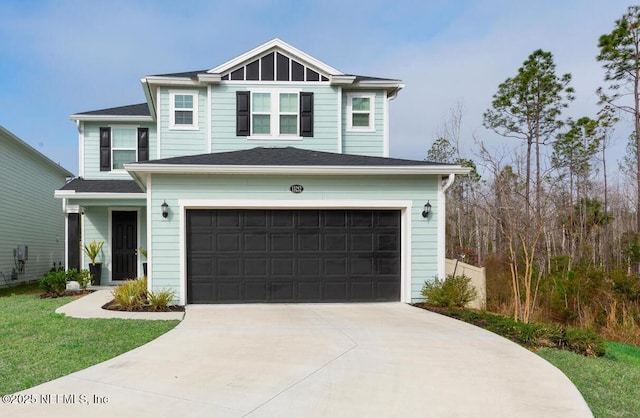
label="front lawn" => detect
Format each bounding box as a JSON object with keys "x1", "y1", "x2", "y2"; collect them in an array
[
  {"x1": 0, "y1": 294, "x2": 179, "y2": 395},
  {"x1": 538, "y1": 343, "x2": 640, "y2": 418}
]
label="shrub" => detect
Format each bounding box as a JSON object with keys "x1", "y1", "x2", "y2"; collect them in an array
[
  {"x1": 75, "y1": 269, "x2": 92, "y2": 290},
  {"x1": 421, "y1": 275, "x2": 478, "y2": 308},
  {"x1": 148, "y1": 289, "x2": 175, "y2": 311},
  {"x1": 39, "y1": 270, "x2": 67, "y2": 295},
  {"x1": 560, "y1": 327, "x2": 606, "y2": 357},
  {"x1": 112, "y1": 278, "x2": 148, "y2": 310}
]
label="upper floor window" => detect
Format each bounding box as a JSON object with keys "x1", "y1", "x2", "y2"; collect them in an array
[
  {"x1": 346, "y1": 92, "x2": 376, "y2": 132},
  {"x1": 237, "y1": 90, "x2": 313, "y2": 138},
  {"x1": 111, "y1": 127, "x2": 137, "y2": 170},
  {"x1": 99, "y1": 126, "x2": 149, "y2": 172},
  {"x1": 170, "y1": 90, "x2": 199, "y2": 130}
]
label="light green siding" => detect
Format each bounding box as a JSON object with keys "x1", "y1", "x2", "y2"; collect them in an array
[
  {"x1": 147, "y1": 174, "x2": 438, "y2": 301},
  {"x1": 210, "y1": 84, "x2": 340, "y2": 153},
  {"x1": 0, "y1": 128, "x2": 71, "y2": 285},
  {"x1": 158, "y1": 87, "x2": 208, "y2": 158},
  {"x1": 342, "y1": 90, "x2": 386, "y2": 157},
  {"x1": 82, "y1": 121, "x2": 157, "y2": 180},
  {"x1": 78, "y1": 204, "x2": 147, "y2": 283}
]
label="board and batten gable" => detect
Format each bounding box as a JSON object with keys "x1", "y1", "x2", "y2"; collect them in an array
[
  {"x1": 145, "y1": 173, "x2": 439, "y2": 304},
  {"x1": 0, "y1": 127, "x2": 72, "y2": 284},
  {"x1": 81, "y1": 121, "x2": 157, "y2": 180}
]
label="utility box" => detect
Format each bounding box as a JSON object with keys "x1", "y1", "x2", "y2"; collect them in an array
[{"x1": 15, "y1": 245, "x2": 28, "y2": 262}]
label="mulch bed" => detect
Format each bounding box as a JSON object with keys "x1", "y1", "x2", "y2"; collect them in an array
[
  {"x1": 102, "y1": 299, "x2": 185, "y2": 312},
  {"x1": 40, "y1": 289, "x2": 95, "y2": 299}
]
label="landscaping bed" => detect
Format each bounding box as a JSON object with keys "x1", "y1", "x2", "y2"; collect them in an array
[{"x1": 102, "y1": 299, "x2": 184, "y2": 312}]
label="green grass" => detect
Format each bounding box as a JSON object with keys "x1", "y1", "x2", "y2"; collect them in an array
[
  {"x1": 0, "y1": 281, "x2": 41, "y2": 296},
  {"x1": 538, "y1": 342, "x2": 640, "y2": 417},
  {"x1": 0, "y1": 294, "x2": 179, "y2": 395}
]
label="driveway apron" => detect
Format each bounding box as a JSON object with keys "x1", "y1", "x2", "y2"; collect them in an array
[{"x1": 3, "y1": 303, "x2": 592, "y2": 417}]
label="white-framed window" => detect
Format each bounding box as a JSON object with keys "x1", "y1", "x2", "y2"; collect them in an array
[
  {"x1": 250, "y1": 91, "x2": 300, "y2": 138},
  {"x1": 169, "y1": 90, "x2": 199, "y2": 130},
  {"x1": 346, "y1": 92, "x2": 376, "y2": 132},
  {"x1": 111, "y1": 127, "x2": 137, "y2": 170}
]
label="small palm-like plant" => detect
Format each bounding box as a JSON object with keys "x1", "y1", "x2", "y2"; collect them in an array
[
  {"x1": 148, "y1": 289, "x2": 175, "y2": 311},
  {"x1": 83, "y1": 240, "x2": 104, "y2": 265},
  {"x1": 112, "y1": 278, "x2": 148, "y2": 310}
]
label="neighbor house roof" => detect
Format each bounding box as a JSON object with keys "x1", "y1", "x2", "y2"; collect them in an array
[{"x1": 0, "y1": 126, "x2": 73, "y2": 178}]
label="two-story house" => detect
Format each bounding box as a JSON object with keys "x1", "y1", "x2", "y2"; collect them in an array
[{"x1": 55, "y1": 39, "x2": 468, "y2": 305}]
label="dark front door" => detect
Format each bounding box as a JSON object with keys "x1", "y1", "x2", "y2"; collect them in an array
[
  {"x1": 186, "y1": 209, "x2": 401, "y2": 303},
  {"x1": 112, "y1": 211, "x2": 137, "y2": 281}
]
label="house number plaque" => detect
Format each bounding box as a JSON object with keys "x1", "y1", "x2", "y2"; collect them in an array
[{"x1": 290, "y1": 185, "x2": 304, "y2": 194}]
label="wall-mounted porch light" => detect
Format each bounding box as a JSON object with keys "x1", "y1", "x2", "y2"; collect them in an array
[
  {"x1": 422, "y1": 200, "x2": 432, "y2": 218},
  {"x1": 161, "y1": 201, "x2": 169, "y2": 218}
]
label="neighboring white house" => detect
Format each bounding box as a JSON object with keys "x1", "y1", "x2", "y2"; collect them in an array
[
  {"x1": 0, "y1": 126, "x2": 73, "y2": 286},
  {"x1": 55, "y1": 39, "x2": 469, "y2": 304}
]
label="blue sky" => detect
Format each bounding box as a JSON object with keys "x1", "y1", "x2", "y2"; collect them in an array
[{"x1": 0, "y1": 0, "x2": 635, "y2": 175}]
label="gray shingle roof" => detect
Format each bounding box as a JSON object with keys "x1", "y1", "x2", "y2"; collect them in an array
[
  {"x1": 134, "y1": 147, "x2": 442, "y2": 167},
  {"x1": 60, "y1": 178, "x2": 143, "y2": 193},
  {"x1": 75, "y1": 103, "x2": 151, "y2": 117}
]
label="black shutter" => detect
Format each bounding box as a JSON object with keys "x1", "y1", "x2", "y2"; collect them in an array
[
  {"x1": 67, "y1": 213, "x2": 81, "y2": 270},
  {"x1": 137, "y1": 128, "x2": 149, "y2": 162},
  {"x1": 300, "y1": 92, "x2": 314, "y2": 137},
  {"x1": 236, "y1": 91, "x2": 250, "y2": 136},
  {"x1": 99, "y1": 127, "x2": 111, "y2": 171}
]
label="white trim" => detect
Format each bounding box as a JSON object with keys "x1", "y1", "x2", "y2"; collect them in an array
[
  {"x1": 337, "y1": 86, "x2": 342, "y2": 153},
  {"x1": 209, "y1": 38, "x2": 342, "y2": 77},
  {"x1": 124, "y1": 163, "x2": 471, "y2": 176},
  {"x1": 346, "y1": 92, "x2": 376, "y2": 132},
  {"x1": 78, "y1": 121, "x2": 85, "y2": 177},
  {"x1": 383, "y1": 92, "x2": 389, "y2": 157},
  {"x1": 64, "y1": 200, "x2": 69, "y2": 270},
  {"x1": 107, "y1": 208, "x2": 141, "y2": 284},
  {"x1": 54, "y1": 191, "x2": 145, "y2": 200},
  {"x1": 70, "y1": 115, "x2": 154, "y2": 122},
  {"x1": 142, "y1": 76, "x2": 201, "y2": 87},
  {"x1": 437, "y1": 176, "x2": 446, "y2": 279},
  {"x1": 207, "y1": 85, "x2": 212, "y2": 153},
  {"x1": 177, "y1": 199, "x2": 412, "y2": 305},
  {"x1": 220, "y1": 80, "x2": 328, "y2": 86},
  {"x1": 156, "y1": 86, "x2": 162, "y2": 159},
  {"x1": 146, "y1": 176, "x2": 153, "y2": 291},
  {"x1": 169, "y1": 90, "x2": 199, "y2": 130}
]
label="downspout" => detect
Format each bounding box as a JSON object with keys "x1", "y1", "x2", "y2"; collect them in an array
[
  {"x1": 442, "y1": 174, "x2": 456, "y2": 193},
  {"x1": 437, "y1": 173, "x2": 456, "y2": 279}
]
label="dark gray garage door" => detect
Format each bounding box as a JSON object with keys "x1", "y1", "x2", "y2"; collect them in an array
[{"x1": 186, "y1": 209, "x2": 401, "y2": 303}]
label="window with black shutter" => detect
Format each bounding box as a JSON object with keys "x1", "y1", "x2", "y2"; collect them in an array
[
  {"x1": 236, "y1": 91, "x2": 250, "y2": 136},
  {"x1": 99, "y1": 127, "x2": 111, "y2": 171},
  {"x1": 137, "y1": 128, "x2": 149, "y2": 161},
  {"x1": 300, "y1": 92, "x2": 313, "y2": 137}
]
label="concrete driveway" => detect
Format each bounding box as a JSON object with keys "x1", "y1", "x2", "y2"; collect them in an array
[{"x1": 4, "y1": 303, "x2": 591, "y2": 417}]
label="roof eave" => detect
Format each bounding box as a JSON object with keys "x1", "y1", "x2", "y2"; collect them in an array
[
  {"x1": 54, "y1": 190, "x2": 146, "y2": 199},
  {"x1": 69, "y1": 114, "x2": 154, "y2": 122},
  {"x1": 142, "y1": 76, "x2": 203, "y2": 87},
  {"x1": 124, "y1": 164, "x2": 471, "y2": 176}
]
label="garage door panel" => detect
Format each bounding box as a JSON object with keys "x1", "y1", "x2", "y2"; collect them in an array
[{"x1": 186, "y1": 209, "x2": 400, "y2": 303}]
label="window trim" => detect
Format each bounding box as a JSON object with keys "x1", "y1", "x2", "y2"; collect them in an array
[
  {"x1": 169, "y1": 90, "x2": 199, "y2": 130},
  {"x1": 110, "y1": 125, "x2": 138, "y2": 172},
  {"x1": 248, "y1": 89, "x2": 301, "y2": 140},
  {"x1": 346, "y1": 92, "x2": 376, "y2": 132}
]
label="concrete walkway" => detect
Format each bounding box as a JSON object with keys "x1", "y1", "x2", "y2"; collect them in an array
[{"x1": 3, "y1": 296, "x2": 592, "y2": 417}]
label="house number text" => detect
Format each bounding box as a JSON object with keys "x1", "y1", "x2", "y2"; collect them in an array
[{"x1": 290, "y1": 185, "x2": 304, "y2": 194}]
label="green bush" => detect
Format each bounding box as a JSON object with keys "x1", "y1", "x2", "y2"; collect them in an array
[
  {"x1": 112, "y1": 278, "x2": 148, "y2": 310},
  {"x1": 421, "y1": 275, "x2": 478, "y2": 308},
  {"x1": 39, "y1": 270, "x2": 67, "y2": 295},
  {"x1": 426, "y1": 307, "x2": 605, "y2": 357},
  {"x1": 148, "y1": 289, "x2": 175, "y2": 311}
]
